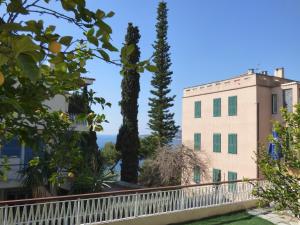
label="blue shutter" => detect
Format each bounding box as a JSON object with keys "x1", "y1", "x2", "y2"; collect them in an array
[
  {"x1": 228, "y1": 134, "x2": 237, "y2": 154},
  {"x1": 228, "y1": 96, "x2": 237, "y2": 116},
  {"x1": 228, "y1": 171, "x2": 237, "y2": 192},
  {"x1": 213, "y1": 98, "x2": 221, "y2": 117},
  {"x1": 194, "y1": 133, "x2": 201, "y2": 151},
  {"x1": 213, "y1": 133, "x2": 221, "y2": 152}
]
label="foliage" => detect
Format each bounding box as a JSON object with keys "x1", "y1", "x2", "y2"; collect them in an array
[
  {"x1": 254, "y1": 105, "x2": 300, "y2": 217},
  {"x1": 148, "y1": 1, "x2": 179, "y2": 146},
  {"x1": 139, "y1": 145, "x2": 208, "y2": 187},
  {"x1": 0, "y1": 0, "x2": 153, "y2": 185},
  {"x1": 139, "y1": 135, "x2": 160, "y2": 160},
  {"x1": 100, "y1": 142, "x2": 120, "y2": 169},
  {"x1": 116, "y1": 23, "x2": 141, "y2": 184}
]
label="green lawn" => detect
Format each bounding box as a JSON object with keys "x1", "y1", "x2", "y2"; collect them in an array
[{"x1": 180, "y1": 211, "x2": 273, "y2": 225}]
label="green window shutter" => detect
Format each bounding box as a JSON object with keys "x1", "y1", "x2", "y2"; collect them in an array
[
  {"x1": 194, "y1": 101, "x2": 201, "y2": 118},
  {"x1": 193, "y1": 166, "x2": 201, "y2": 184},
  {"x1": 194, "y1": 133, "x2": 201, "y2": 151},
  {"x1": 228, "y1": 134, "x2": 237, "y2": 154},
  {"x1": 228, "y1": 96, "x2": 237, "y2": 116},
  {"x1": 228, "y1": 171, "x2": 237, "y2": 192},
  {"x1": 213, "y1": 98, "x2": 221, "y2": 117},
  {"x1": 213, "y1": 133, "x2": 221, "y2": 152},
  {"x1": 213, "y1": 168, "x2": 221, "y2": 182}
]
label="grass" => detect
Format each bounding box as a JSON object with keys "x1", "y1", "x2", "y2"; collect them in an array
[{"x1": 180, "y1": 211, "x2": 273, "y2": 225}]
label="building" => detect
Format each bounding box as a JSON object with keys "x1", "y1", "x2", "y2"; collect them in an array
[
  {"x1": 0, "y1": 77, "x2": 94, "y2": 200},
  {"x1": 182, "y1": 68, "x2": 300, "y2": 184}
]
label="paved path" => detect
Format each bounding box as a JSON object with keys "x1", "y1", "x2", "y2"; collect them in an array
[{"x1": 248, "y1": 208, "x2": 300, "y2": 225}]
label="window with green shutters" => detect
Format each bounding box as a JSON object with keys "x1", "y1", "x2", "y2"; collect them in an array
[
  {"x1": 228, "y1": 134, "x2": 237, "y2": 154},
  {"x1": 194, "y1": 133, "x2": 201, "y2": 151},
  {"x1": 213, "y1": 133, "x2": 221, "y2": 152},
  {"x1": 213, "y1": 98, "x2": 221, "y2": 117},
  {"x1": 213, "y1": 168, "x2": 221, "y2": 183},
  {"x1": 193, "y1": 166, "x2": 201, "y2": 184},
  {"x1": 228, "y1": 171, "x2": 237, "y2": 192},
  {"x1": 194, "y1": 101, "x2": 201, "y2": 118},
  {"x1": 228, "y1": 96, "x2": 237, "y2": 116}
]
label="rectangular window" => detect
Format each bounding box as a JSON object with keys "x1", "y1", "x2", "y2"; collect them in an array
[
  {"x1": 272, "y1": 94, "x2": 278, "y2": 114},
  {"x1": 213, "y1": 133, "x2": 221, "y2": 152},
  {"x1": 228, "y1": 134, "x2": 237, "y2": 154},
  {"x1": 213, "y1": 98, "x2": 221, "y2": 117},
  {"x1": 228, "y1": 171, "x2": 237, "y2": 192},
  {"x1": 194, "y1": 101, "x2": 201, "y2": 118},
  {"x1": 213, "y1": 168, "x2": 221, "y2": 183},
  {"x1": 194, "y1": 133, "x2": 201, "y2": 151},
  {"x1": 193, "y1": 166, "x2": 201, "y2": 184},
  {"x1": 283, "y1": 89, "x2": 293, "y2": 112},
  {"x1": 228, "y1": 96, "x2": 237, "y2": 116},
  {"x1": 0, "y1": 137, "x2": 22, "y2": 157}
]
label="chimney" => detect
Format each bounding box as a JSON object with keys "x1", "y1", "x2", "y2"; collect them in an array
[
  {"x1": 274, "y1": 68, "x2": 284, "y2": 78},
  {"x1": 261, "y1": 71, "x2": 268, "y2": 75},
  {"x1": 247, "y1": 69, "x2": 255, "y2": 74}
]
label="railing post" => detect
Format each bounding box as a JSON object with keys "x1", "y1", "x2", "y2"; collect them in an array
[
  {"x1": 180, "y1": 189, "x2": 184, "y2": 210},
  {"x1": 76, "y1": 199, "x2": 81, "y2": 225},
  {"x1": 3, "y1": 205, "x2": 8, "y2": 225},
  {"x1": 134, "y1": 193, "x2": 138, "y2": 217}
]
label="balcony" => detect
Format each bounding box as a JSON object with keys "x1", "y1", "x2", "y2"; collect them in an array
[
  {"x1": 0, "y1": 179, "x2": 268, "y2": 225},
  {"x1": 69, "y1": 113, "x2": 89, "y2": 132}
]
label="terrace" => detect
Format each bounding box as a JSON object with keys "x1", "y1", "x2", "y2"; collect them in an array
[{"x1": 0, "y1": 179, "x2": 271, "y2": 225}]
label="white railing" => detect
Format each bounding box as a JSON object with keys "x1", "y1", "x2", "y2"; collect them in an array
[
  {"x1": 0, "y1": 179, "x2": 265, "y2": 225},
  {"x1": 69, "y1": 114, "x2": 88, "y2": 127}
]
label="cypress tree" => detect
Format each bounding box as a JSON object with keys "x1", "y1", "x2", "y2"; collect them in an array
[
  {"x1": 116, "y1": 23, "x2": 141, "y2": 183},
  {"x1": 148, "y1": 1, "x2": 179, "y2": 146}
]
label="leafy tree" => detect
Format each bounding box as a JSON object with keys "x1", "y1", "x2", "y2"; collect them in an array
[
  {"x1": 0, "y1": 0, "x2": 153, "y2": 184},
  {"x1": 100, "y1": 142, "x2": 120, "y2": 170},
  {"x1": 139, "y1": 135, "x2": 159, "y2": 160},
  {"x1": 148, "y1": 1, "x2": 179, "y2": 146},
  {"x1": 116, "y1": 23, "x2": 141, "y2": 184},
  {"x1": 254, "y1": 105, "x2": 300, "y2": 218}
]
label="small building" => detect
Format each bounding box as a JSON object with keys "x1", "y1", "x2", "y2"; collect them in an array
[
  {"x1": 0, "y1": 77, "x2": 94, "y2": 200},
  {"x1": 182, "y1": 68, "x2": 300, "y2": 184}
]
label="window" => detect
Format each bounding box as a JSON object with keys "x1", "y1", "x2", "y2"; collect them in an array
[
  {"x1": 272, "y1": 94, "x2": 278, "y2": 114},
  {"x1": 194, "y1": 101, "x2": 201, "y2": 118},
  {"x1": 213, "y1": 133, "x2": 221, "y2": 152},
  {"x1": 213, "y1": 98, "x2": 221, "y2": 117},
  {"x1": 194, "y1": 133, "x2": 201, "y2": 151},
  {"x1": 228, "y1": 171, "x2": 237, "y2": 192},
  {"x1": 213, "y1": 168, "x2": 221, "y2": 182},
  {"x1": 193, "y1": 166, "x2": 201, "y2": 184},
  {"x1": 283, "y1": 89, "x2": 293, "y2": 112},
  {"x1": 228, "y1": 134, "x2": 237, "y2": 154},
  {"x1": 228, "y1": 96, "x2": 237, "y2": 116},
  {"x1": 0, "y1": 137, "x2": 22, "y2": 157}
]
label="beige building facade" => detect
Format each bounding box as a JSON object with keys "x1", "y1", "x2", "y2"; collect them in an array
[{"x1": 182, "y1": 68, "x2": 300, "y2": 184}]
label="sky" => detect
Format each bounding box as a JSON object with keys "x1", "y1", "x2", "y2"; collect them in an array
[{"x1": 3, "y1": 0, "x2": 300, "y2": 135}]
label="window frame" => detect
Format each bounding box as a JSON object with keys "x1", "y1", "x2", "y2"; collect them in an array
[
  {"x1": 228, "y1": 96, "x2": 237, "y2": 116},
  {"x1": 213, "y1": 98, "x2": 221, "y2": 117},
  {"x1": 272, "y1": 94, "x2": 278, "y2": 114},
  {"x1": 194, "y1": 133, "x2": 201, "y2": 151},
  {"x1": 228, "y1": 133, "x2": 237, "y2": 154},
  {"x1": 194, "y1": 101, "x2": 201, "y2": 118},
  {"x1": 213, "y1": 133, "x2": 221, "y2": 153}
]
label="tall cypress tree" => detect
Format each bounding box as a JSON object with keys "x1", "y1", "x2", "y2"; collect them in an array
[
  {"x1": 148, "y1": 1, "x2": 179, "y2": 146},
  {"x1": 116, "y1": 23, "x2": 141, "y2": 183}
]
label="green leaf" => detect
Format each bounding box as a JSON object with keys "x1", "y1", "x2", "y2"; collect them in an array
[
  {"x1": 59, "y1": 36, "x2": 73, "y2": 46},
  {"x1": 98, "y1": 49, "x2": 110, "y2": 61},
  {"x1": 96, "y1": 9, "x2": 105, "y2": 19},
  {"x1": 12, "y1": 36, "x2": 40, "y2": 57},
  {"x1": 145, "y1": 65, "x2": 157, "y2": 72},
  {"x1": 102, "y1": 42, "x2": 118, "y2": 52},
  {"x1": 16, "y1": 53, "x2": 40, "y2": 81},
  {"x1": 125, "y1": 44, "x2": 135, "y2": 56},
  {"x1": 0, "y1": 55, "x2": 8, "y2": 66},
  {"x1": 106, "y1": 11, "x2": 115, "y2": 18},
  {"x1": 7, "y1": 0, "x2": 28, "y2": 14},
  {"x1": 87, "y1": 35, "x2": 99, "y2": 47},
  {"x1": 97, "y1": 20, "x2": 112, "y2": 34}
]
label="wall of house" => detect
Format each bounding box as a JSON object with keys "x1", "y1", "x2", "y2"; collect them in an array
[{"x1": 182, "y1": 78, "x2": 258, "y2": 184}]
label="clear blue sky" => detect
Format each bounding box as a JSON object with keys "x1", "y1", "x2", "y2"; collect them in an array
[
  {"x1": 4, "y1": 0, "x2": 300, "y2": 134},
  {"x1": 89, "y1": 0, "x2": 300, "y2": 135}
]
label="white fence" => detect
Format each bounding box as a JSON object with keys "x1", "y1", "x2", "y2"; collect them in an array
[{"x1": 0, "y1": 180, "x2": 265, "y2": 225}]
